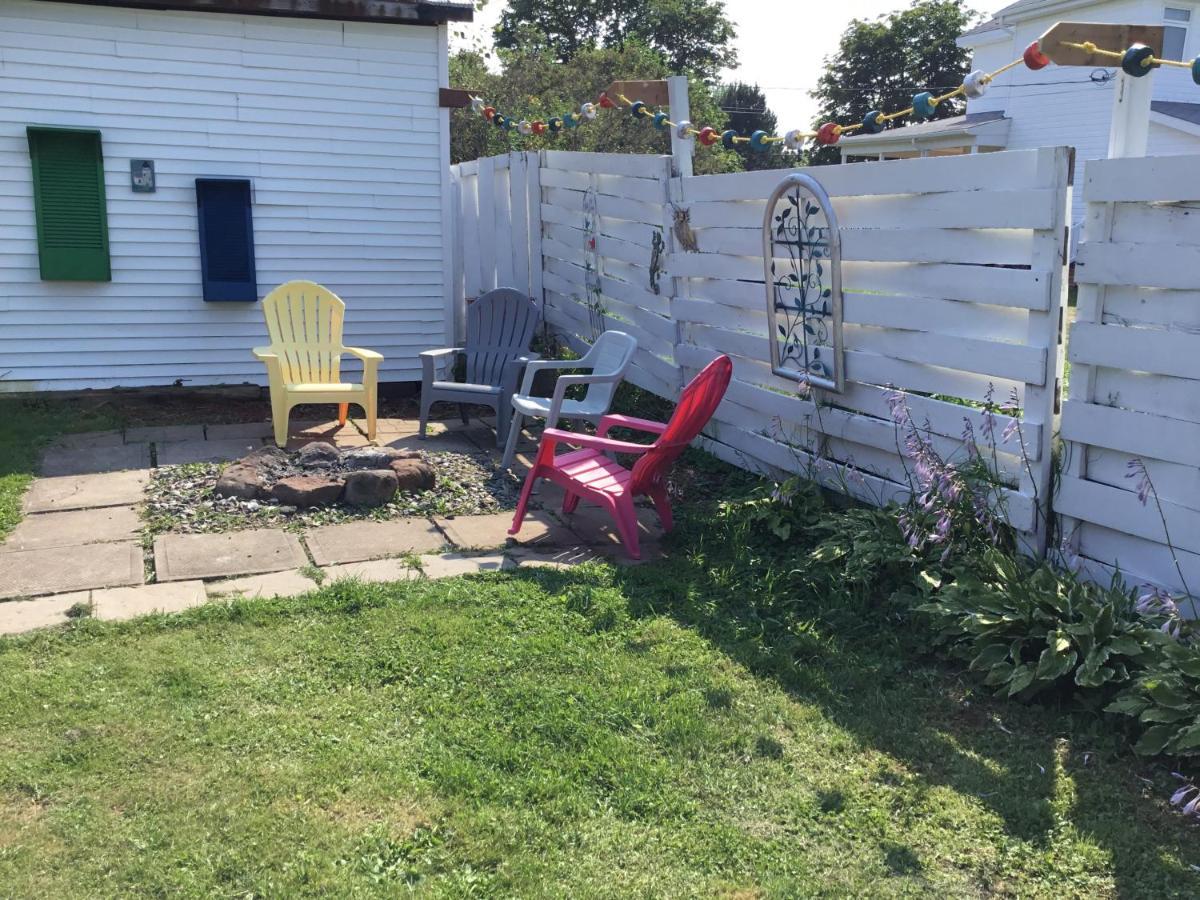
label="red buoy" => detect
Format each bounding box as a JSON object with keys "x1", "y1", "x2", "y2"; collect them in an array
[
  {"x1": 815, "y1": 122, "x2": 841, "y2": 146},
  {"x1": 1023, "y1": 41, "x2": 1050, "y2": 70},
  {"x1": 483, "y1": 105, "x2": 496, "y2": 120},
  {"x1": 698, "y1": 126, "x2": 719, "y2": 146},
  {"x1": 598, "y1": 91, "x2": 616, "y2": 109}
]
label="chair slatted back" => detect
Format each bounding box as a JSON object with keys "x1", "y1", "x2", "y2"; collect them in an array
[
  {"x1": 630, "y1": 355, "x2": 733, "y2": 495},
  {"x1": 261, "y1": 280, "x2": 346, "y2": 385},
  {"x1": 464, "y1": 288, "x2": 540, "y2": 386}
]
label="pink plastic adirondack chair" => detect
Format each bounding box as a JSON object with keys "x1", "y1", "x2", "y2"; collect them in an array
[{"x1": 509, "y1": 355, "x2": 733, "y2": 559}]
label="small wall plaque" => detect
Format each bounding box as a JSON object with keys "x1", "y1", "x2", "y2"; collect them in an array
[{"x1": 130, "y1": 159, "x2": 155, "y2": 193}]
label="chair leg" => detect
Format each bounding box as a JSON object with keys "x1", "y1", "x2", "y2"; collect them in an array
[
  {"x1": 648, "y1": 486, "x2": 673, "y2": 532},
  {"x1": 419, "y1": 393, "x2": 433, "y2": 439},
  {"x1": 495, "y1": 398, "x2": 511, "y2": 448},
  {"x1": 501, "y1": 413, "x2": 524, "y2": 470},
  {"x1": 270, "y1": 392, "x2": 290, "y2": 449},
  {"x1": 562, "y1": 490, "x2": 581, "y2": 515},
  {"x1": 610, "y1": 495, "x2": 641, "y2": 560},
  {"x1": 365, "y1": 394, "x2": 377, "y2": 443},
  {"x1": 508, "y1": 465, "x2": 542, "y2": 536},
  {"x1": 459, "y1": 404, "x2": 470, "y2": 426},
  {"x1": 337, "y1": 403, "x2": 349, "y2": 427}
]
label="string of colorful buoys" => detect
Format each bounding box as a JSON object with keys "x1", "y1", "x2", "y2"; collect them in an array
[{"x1": 466, "y1": 36, "x2": 1200, "y2": 152}]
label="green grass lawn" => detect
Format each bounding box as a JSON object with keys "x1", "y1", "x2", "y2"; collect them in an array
[
  {"x1": 2, "y1": 555, "x2": 1197, "y2": 897},
  {"x1": 0, "y1": 397, "x2": 121, "y2": 540}
]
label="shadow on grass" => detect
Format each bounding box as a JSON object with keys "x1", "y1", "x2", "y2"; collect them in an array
[{"x1": 511, "y1": 511, "x2": 1200, "y2": 898}]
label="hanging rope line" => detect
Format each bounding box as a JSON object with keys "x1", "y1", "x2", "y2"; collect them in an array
[{"x1": 466, "y1": 37, "x2": 1200, "y2": 153}]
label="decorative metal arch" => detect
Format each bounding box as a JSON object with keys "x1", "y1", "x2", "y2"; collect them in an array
[{"x1": 762, "y1": 173, "x2": 844, "y2": 393}]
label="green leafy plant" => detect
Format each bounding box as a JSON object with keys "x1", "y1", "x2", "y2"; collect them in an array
[
  {"x1": 915, "y1": 552, "x2": 1162, "y2": 699},
  {"x1": 1107, "y1": 640, "x2": 1200, "y2": 757}
]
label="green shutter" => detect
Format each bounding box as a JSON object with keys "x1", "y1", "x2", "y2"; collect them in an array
[{"x1": 27, "y1": 127, "x2": 111, "y2": 281}]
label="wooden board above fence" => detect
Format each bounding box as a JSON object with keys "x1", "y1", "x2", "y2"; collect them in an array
[
  {"x1": 1038, "y1": 21, "x2": 1163, "y2": 66},
  {"x1": 605, "y1": 80, "x2": 668, "y2": 106}
]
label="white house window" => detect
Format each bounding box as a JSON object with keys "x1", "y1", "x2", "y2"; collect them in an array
[{"x1": 1163, "y1": 7, "x2": 1191, "y2": 61}]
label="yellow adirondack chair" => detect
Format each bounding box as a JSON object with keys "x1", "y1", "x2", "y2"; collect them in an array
[{"x1": 253, "y1": 280, "x2": 382, "y2": 448}]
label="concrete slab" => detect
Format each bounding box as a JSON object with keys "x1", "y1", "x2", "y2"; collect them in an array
[
  {"x1": 92, "y1": 581, "x2": 208, "y2": 622},
  {"x1": 40, "y1": 442, "x2": 150, "y2": 477},
  {"x1": 0, "y1": 592, "x2": 91, "y2": 635},
  {"x1": 0, "y1": 542, "x2": 143, "y2": 600},
  {"x1": 435, "y1": 511, "x2": 574, "y2": 551},
  {"x1": 419, "y1": 552, "x2": 511, "y2": 579},
  {"x1": 374, "y1": 417, "x2": 426, "y2": 435},
  {"x1": 205, "y1": 421, "x2": 273, "y2": 440},
  {"x1": 47, "y1": 430, "x2": 125, "y2": 451},
  {"x1": 156, "y1": 439, "x2": 262, "y2": 466},
  {"x1": 286, "y1": 428, "x2": 373, "y2": 450},
  {"x1": 380, "y1": 433, "x2": 480, "y2": 455},
  {"x1": 206, "y1": 569, "x2": 319, "y2": 601},
  {"x1": 561, "y1": 504, "x2": 665, "y2": 552},
  {"x1": 304, "y1": 519, "x2": 445, "y2": 566},
  {"x1": 124, "y1": 424, "x2": 205, "y2": 444},
  {"x1": 506, "y1": 546, "x2": 610, "y2": 570},
  {"x1": 23, "y1": 470, "x2": 150, "y2": 513},
  {"x1": 321, "y1": 557, "x2": 421, "y2": 585},
  {"x1": 3, "y1": 505, "x2": 141, "y2": 552},
  {"x1": 153, "y1": 530, "x2": 307, "y2": 582}
]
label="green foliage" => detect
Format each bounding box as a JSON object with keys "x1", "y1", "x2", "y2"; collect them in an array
[
  {"x1": 914, "y1": 552, "x2": 1164, "y2": 700},
  {"x1": 450, "y1": 43, "x2": 739, "y2": 173},
  {"x1": 1108, "y1": 641, "x2": 1200, "y2": 757},
  {"x1": 810, "y1": 0, "x2": 977, "y2": 163},
  {"x1": 495, "y1": 0, "x2": 738, "y2": 82},
  {"x1": 716, "y1": 81, "x2": 791, "y2": 171}
]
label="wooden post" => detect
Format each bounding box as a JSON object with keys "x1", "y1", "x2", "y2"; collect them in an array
[
  {"x1": 667, "y1": 75, "x2": 693, "y2": 179},
  {"x1": 1107, "y1": 70, "x2": 1152, "y2": 158}
]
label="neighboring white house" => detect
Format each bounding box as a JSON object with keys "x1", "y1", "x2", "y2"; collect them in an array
[
  {"x1": 0, "y1": 0, "x2": 472, "y2": 392},
  {"x1": 839, "y1": 0, "x2": 1200, "y2": 232}
]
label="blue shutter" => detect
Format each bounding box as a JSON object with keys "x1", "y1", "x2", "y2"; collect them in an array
[{"x1": 196, "y1": 178, "x2": 257, "y2": 302}]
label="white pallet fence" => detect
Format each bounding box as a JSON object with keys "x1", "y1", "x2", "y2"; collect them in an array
[
  {"x1": 451, "y1": 148, "x2": 1072, "y2": 554},
  {"x1": 1059, "y1": 153, "x2": 1200, "y2": 601}
]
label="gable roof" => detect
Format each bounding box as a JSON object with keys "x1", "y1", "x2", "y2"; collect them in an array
[
  {"x1": 961, "y1": 0, "x2": 1096, "y2": 39},
  {"x1": 40, "y1": 0, "x2": 474, "y2": 26},
  {"x1": 1153, "y1": 100, "x2": 1200, "y2": 127}
]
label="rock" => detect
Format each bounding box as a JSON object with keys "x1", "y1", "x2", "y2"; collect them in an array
[
  {"x1": 342, "y1": 446, "x2": 414, "y2": 470},
  {"x1": 390, "y1": 460, "x2": 435, "y2": 492},
  {"x1": 243, "y1": 446, "x2": 287, "y2": 466},
  {"x1": 296, "y1": 442, "x2": 341, "y2": 467},
  {"x1": 271, "y1": 475, "x2": 344, "y2": 508},
  {"x1": 342, "y1": 469, "x2": 399, "y2": 508},
  {"x1": 214, "y1": 463, "x2": 265, "y2": 499}
]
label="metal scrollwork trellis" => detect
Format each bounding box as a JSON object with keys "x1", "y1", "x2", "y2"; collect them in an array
[{"x1": 763, "y1": 173, "x2": 844, "y2": 393}]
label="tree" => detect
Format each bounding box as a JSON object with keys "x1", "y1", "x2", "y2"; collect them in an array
[
  {"x1": 496, "y1": 0, "x2": 737, "y2": 82},
  {"x1": 809, "y1": 0, "x2": 977, "y2": 163},
  {"x1": 717, "y1": 82, "x2": 786, "y2": 171},
  {"x1": 450, "y1": 42, "x2": 740, "y2": 174}
]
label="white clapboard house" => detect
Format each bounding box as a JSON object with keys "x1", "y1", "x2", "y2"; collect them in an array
[
  {"x1": 0, "y1": 0, "x2": 472, "y2": 391},
  {"x1": 839, "y1": 0, "x2": 1200, "y2": 234}
]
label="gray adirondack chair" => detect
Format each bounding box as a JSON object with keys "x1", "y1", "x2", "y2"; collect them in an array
[
  {"x1": 419, "y1": 288, "x2": 541, "y2": 446},
  {"x1": 501, "y1": 330, "x2": 638, "y2": 469}
]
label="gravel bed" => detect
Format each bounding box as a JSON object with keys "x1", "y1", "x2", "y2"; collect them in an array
[{"x1": 142, "y1": 450, "x2": 526, "y2": 537}]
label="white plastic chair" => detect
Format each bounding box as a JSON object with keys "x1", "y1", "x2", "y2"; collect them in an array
[{"x1": 501, "y1": 330, "x2": 638, "y2": 469}]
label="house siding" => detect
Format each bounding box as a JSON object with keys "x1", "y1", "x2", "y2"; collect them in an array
[{"x1": 0, "y1": 0, "x2": 449, "y2": 391}]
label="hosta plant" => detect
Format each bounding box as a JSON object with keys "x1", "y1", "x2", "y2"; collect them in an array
[
  {"x1": 1106, "y1": 640, "x2": 1200, "y2": 757},
  {"x1": 915, "y1": 550, "x2": 1163, "y2": 699}
]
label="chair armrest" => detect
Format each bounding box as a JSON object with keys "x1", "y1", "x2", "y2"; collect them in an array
[
  {"x1": 538, "y1": 427, "x2": 656, "y2": 462},
  {"x1": 420, "y1": 347, "x2": 464, "y2": 384},
  {"x1": 518, "y1": 358, "x2": 584, "y2": 396},
  {"x1": 343, "y1": 346, "x2": 383, "y2": 362},
  {"x1": 545, "y1": 372, "x2": 621, "y2": 428},
  {"x1": 597, "y1": 414, "x2": 669, "y2": 438},
  {"x1": 252, "y1": 346, "x2": 278, "y2": 361}
]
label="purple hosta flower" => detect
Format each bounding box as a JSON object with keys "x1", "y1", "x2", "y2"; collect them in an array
[
  {"x1": 884, "y1": 387, "x2": 909, "y2": 427},
  {"x1": 962, "y1": 418, "x2": 980, "y2": 460},
  {"x1": 1137, "y1": 586, "x2": 1185, "y2": 639},
  {"x1": 931, "y1": 510, "x2": 953, "y2": 545},
  {"x1": 981, "y1": 384, "x2": 998, "y2": 442},
  {"x1": 1058, "y1": 537, "x2": 1081, "y2": 572},
  {"x1": 1170, "y1": 783, "x2": 1200, "y2": 817},
  {"x1": 1126, "y1": 458, "x2": 1152, "y2": 506},
  {"x1": 1002, "y1": 386, "x2": 1022, "y2": 418},
  {"x1": 1001, "y1": 416, "x2": 1020, "y2": 445}
]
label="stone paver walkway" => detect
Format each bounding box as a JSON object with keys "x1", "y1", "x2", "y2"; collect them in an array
[{"x1": 0, "y1": 412, "x2": 667, "y2": 636}]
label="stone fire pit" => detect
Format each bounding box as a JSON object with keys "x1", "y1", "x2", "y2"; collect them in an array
[{"x1": 214, "y1": 442, "x2": 436, "y2": 509}]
